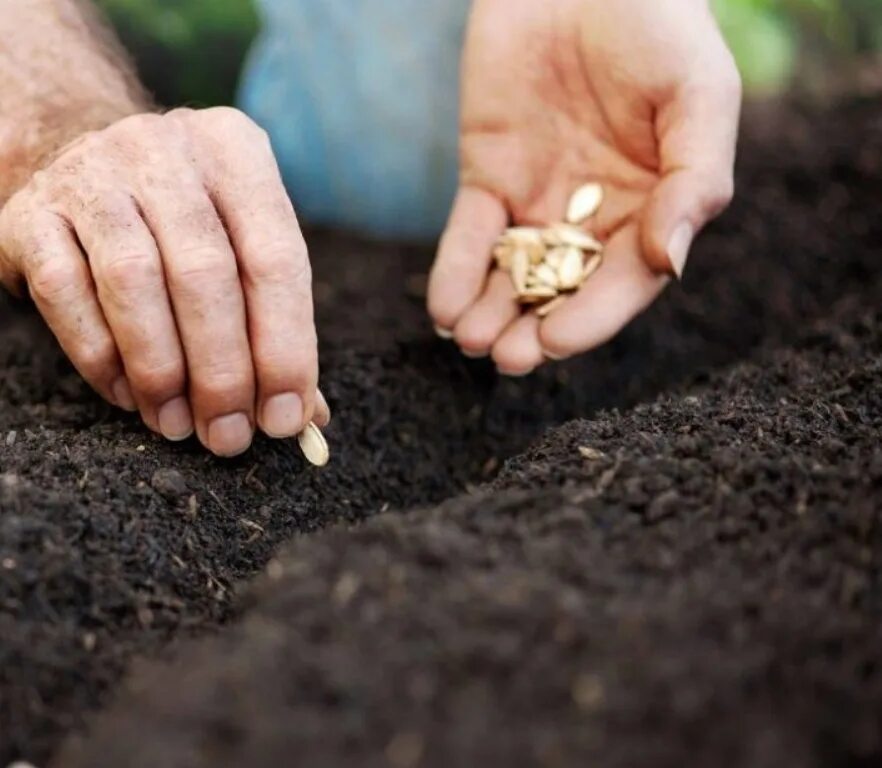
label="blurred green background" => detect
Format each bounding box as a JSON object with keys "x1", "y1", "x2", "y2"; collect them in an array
[{"x1": 95, "y1": 0, "x2": 882, "y2": 106}]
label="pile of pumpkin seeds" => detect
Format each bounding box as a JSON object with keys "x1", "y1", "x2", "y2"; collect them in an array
[{"x1": 493, "y1": 183, "x2": 606, "y2": 317}]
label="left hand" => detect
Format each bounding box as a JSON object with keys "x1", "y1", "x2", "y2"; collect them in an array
[{"x1": 428, "y1": 0, "x2": 741, "y2": 375}]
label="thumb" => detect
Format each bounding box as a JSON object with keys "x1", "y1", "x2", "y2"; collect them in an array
[{"x1": 642, "y1": 71, "x2": 742, "y2": 278}]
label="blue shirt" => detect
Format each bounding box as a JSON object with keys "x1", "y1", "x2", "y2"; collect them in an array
[{"x1": 238, "y1": 0, "x2": 471, "y2": 240}]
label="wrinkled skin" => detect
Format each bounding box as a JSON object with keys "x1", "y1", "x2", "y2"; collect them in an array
[
  {"x1": 0, "y1": 107, "x2": 330, "y2": 457},
  {"x1": 428, "y1": 0, "x2": 742, "y2": 375},
  {"x1": 0, "y1": 0, "x2": 740, "y2": 457}
]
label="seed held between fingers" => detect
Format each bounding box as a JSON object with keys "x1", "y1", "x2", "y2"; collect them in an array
[{"x1": 298, "y1": 421, "x2": 329, "y2": 467}]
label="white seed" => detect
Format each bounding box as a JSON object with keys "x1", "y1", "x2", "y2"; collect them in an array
[
  {"x1": 535, "y1": 295, "x2": 567, "y2": 318},
  {"x1": 566, "y1": 182, "x2": 604, "y2": 224},
  {"x1": 298, "y1": 422, "x2": 329, "y2": 467},
  {"x1": 502, "y1": 226, "x2": 545, "y2": 247},
  {"x1": 511, "y1": 248, "x2": 530, "y2": 294},
  {"x1": 582, "y1": 253, "x2": 603, "y2": 281},
  {"x1": 548, "y1": 223, "x2": 604, "y2": 253},
  {"x1": 557, "y1": 247, "x2": 585, "y2": 290},
  {"x1": 501, "y1": 227, "x2": 547, "y2": 265},
  {"x1": 545, "y1": 247, "x2": 566, "y2": 270},
  {"x1": 520, "y1": 285, "x2": 557, "y2": 299},
  {"x1": 541, "y1": 227, "x2": 563, "y2": 248},
  {"x1": 528, "y1": 244, "x2": 547, "y2": 265},
  {"x1": 533, "y1": 263, "x2": 560, "y2": 289}
]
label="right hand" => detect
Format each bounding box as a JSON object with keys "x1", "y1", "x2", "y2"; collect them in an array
[{"x1": 0, "y1": 107, "x2": 329, "y2": 457}]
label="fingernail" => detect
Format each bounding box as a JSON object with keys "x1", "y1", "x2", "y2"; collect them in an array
[
  {"x1": 158, "y1": 396, "x2": 194, "y2": 441},
  {"x1": 434, "y1": 325, "x2": 454, "y2": 340},
  {"x1": 314, "y1": 389, "x2": 332, "y2": 427},
  {"x1": 261, "y1": 392, "x2": 304, "y2": 438},
  {"x1": 541, "y1": 348, "x2": 565, "y2": 362},
  {"x1": 112, "y1": 376, "x2": 137, "y2": 412},
  {"x1": 462, "y1": 348, "x2": 489, "y2": 359},
  {"x1": 667, "y1": 222, "x2": 694, "y2": 280},
  {"x1": 207, "y1": 412, "x2": 253, "y2": 457}
]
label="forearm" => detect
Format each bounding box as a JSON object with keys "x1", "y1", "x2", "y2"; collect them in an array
[{"x1": 0, "y1": 0, "x2": 152, "y2": 206}]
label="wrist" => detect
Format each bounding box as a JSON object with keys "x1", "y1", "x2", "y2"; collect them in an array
[
  {"x1": 0, "y1": 0, "x2": 153, "y2": 207},
  {"x1": 0, "y1": 96, "x2": 150, "y2": 208}
]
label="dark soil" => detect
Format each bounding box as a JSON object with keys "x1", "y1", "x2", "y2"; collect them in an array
[{"x1": 1, "y1": 98, "x2": 881, "y2": 767}]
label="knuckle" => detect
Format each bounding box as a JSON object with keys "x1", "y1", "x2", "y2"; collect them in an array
[
  {"x1": 258, "y1": 340, "x2": 318, "y2": 381},
  {"x1": 75, "y1": 339, "x2": 118, "y2": 378},
  {"x1": 204, "y1": 107, "x2": 264, "y2": 137},
  {"x1": 101, "y1": 251, "x2": 163, "y2": 301},
  {"x1": 246, "y1": 245, "x2": 310, "y2": 285},
  {"x1": 193, "y1": 363, "x2": 253, "y2": 404},
  {"x1": 204, "y1": 107, "x2": 271, "y2": 149},
  {"x1": 28, "y1": 257, "x2": 83, "y2": 305},
  {"x1": 111, "y1": 112, "x2": 165, "y2": 142},
  {"x1": 127, "y1": 359, "x2": 185, "y2": 400},
  {"x1": 173, "y1": 246, "x2": 236, "y2": 284},
  {"x1": 165, "y1": 106, "x2": 196, "y2": 123}
]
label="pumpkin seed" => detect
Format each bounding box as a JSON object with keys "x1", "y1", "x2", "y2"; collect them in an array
[
  {"x1": 566, "y1": 182, "x2": 604, "y2": 224},
  {"x1": 533, "y1": 263, "x2": 560, "y2": 289},
  {"x1": 298, "y1": 422, "x2": 329, "y2": 467},
  {"x1": 511, "y1": 248, "x2": 530, "y2": 294},
  {"x1": 582, "y1": 253, "x2": 603, "y2": 281},
  {"x1": 521, "y1": 285, "x2": 558, "y2": 299},
  {"x1": 557, "y1": 247, "x2": 585, "y2": 290},
  {"x1": 548, "y1": 223, "x2": 604, "y2": 253},
  {"x1": 535, "y1": 295, "x2": 567, "y2": 318}
]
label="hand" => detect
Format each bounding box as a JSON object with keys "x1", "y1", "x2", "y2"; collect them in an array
[
  {"x1": 428, "y1": 0, "x2": 741, "y2": 374},
  {"x1": 0, "y1": 107, "x2": 329, "y2": 456}
]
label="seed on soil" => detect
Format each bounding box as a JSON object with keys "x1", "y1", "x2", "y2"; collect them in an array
[
  {"x1": 566, "y1": 182, "x2": 604, "y2": 224},
  {"x1": 298, "y1": 422, "x2": 330, "y2": 467},
  {"x1": 492, "y1": 184, "x2": 606, "y2": 314}
]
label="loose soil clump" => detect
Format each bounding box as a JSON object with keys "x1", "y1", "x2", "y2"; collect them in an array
[{"x1": 1, "y1": 99, "x2": 881, "y2": 766}]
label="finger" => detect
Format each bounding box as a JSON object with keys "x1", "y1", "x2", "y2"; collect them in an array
[
  {"x1": 642, "y1": 70, "x2": 742, "y2": 278},
  {"x1": 204, "y1": 124, "x2": 319, "y2": 439},
  {"x1": 428, "y1": 185, "x2": 508, "y2": 332},
  {"x1": 75, "y1": 193, "x2": 193, "y2": 440},
  {"x1": 491, "y1": 313, "x2": 545, "y2": 377},
  {"x1": 139, "y1": 175, "x2": 256, "y2": 458},
  {"x1": 17, "y1": 213, "x2": 131, "y2": 408},
  {"x1": 539, "y1": 225, "x2": 668, "y2": 360},
  {"x1": 313, "y1": 388, "x2": 331, "y2": 428},
  {"x1": 453, "y1": 269, "x2": 520, "y2": 358}
]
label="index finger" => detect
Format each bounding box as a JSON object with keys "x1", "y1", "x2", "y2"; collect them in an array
[{"x1": 428, "y1": 185, "x2": 508, "y2": 333}]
